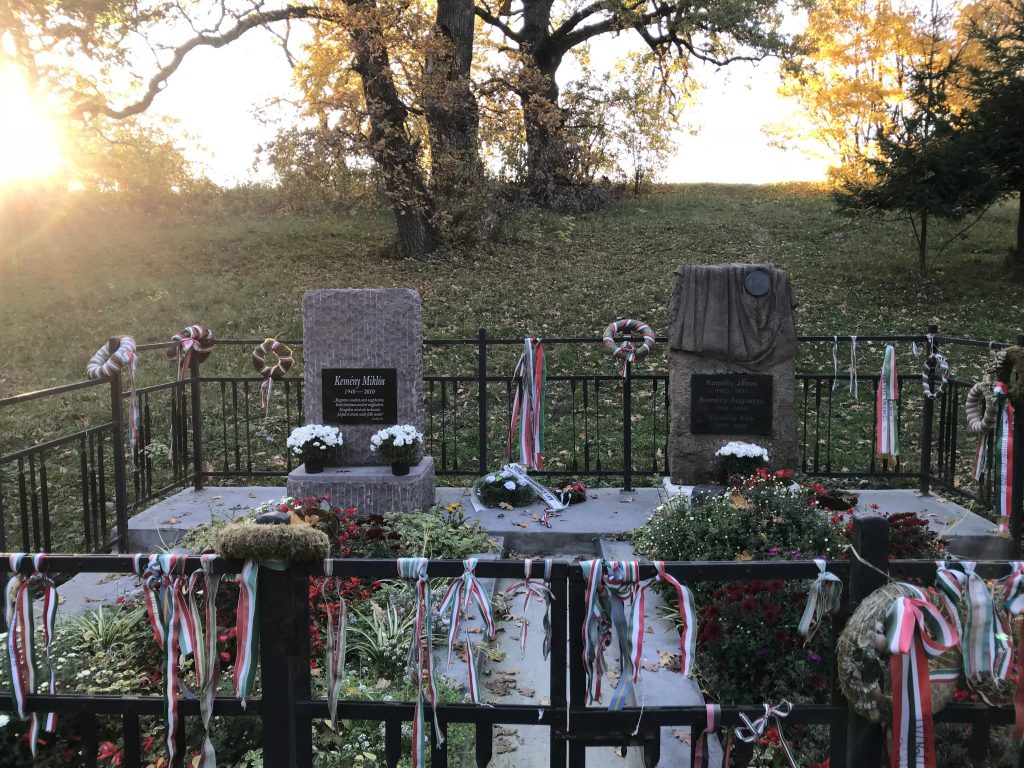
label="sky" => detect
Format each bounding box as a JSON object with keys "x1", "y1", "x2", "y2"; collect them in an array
[{"x1": 139, "y1": 22, "x2": 836, "y2": 187}]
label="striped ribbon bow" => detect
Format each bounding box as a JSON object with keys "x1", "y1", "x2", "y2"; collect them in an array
[
  {"x1": 934, "y1": 561, "x2": 967, "y2": 639},
  {"x1": 504, "y1": 559, "x2": 554, "y2": 659},
  {"x1": 876, "y1": 345, "x2": 900, "y2": 466},
  {"x1": 884, "y1": 587, "x2": 960, "y2": 768},
  {"x1": 439, "y1": 558, "x2": 496, "y2": 704},
  {"x1": 170, "y1": 324, "x2": 214, "y2": 380},
  {"x1": 1001, "y1": 562, "x2": 1024, "y2": 742},
  {"x1": 735, "y1": 700, "x2": 798, "y2": 768},
  {"x1": 797, "y1": 559, "x2": 843, "y2": 642},
  {"x1": 601, "y1": 561, "x2": 647, "y2": 711},
  {"x1": 133, "y1": 553, "x2": 192, "y2": 763},
  {"x1": 693, "y1": 703, "x2": 721, "y2": 768},
  {"x1": 398, "y1": 558, "x2": 442, "y2": 768},
  {"x1": 506, "y1": 339, "x2": 546, "y2": 470},
  {"x1": 322, "y1": 560, "x2": 348, "y2": 728},
  {"x1": 5, "y1": 554, "x2": 58, "y2": 757},
  {"x1": 580, "y1": 559, "x2": 613, "y2": 705}
]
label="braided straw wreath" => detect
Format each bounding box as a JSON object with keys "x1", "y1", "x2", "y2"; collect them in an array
[
  {"x1": 86, "y1": 337, "x2": 137, "y2": 379},
  {"x1": 252, "y1": 339, "x2": 293, "y2": 380}
]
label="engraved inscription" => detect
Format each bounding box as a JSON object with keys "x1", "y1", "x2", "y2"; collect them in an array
[
  {"x1": 691, "y1": 374, "x2": 773, "y2": 436},
  {"x1": 322, "y1": 368, "x2": 398, "y2": 425}
]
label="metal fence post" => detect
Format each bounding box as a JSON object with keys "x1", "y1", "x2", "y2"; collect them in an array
[
  {"x1": 623, "y1": 355, "x2": 633, "y2": 492},
  {"x1": 189, "y1": 353, "x2": 204, "y2": 491},
  {"x1": 919, "y1": 323, "x2": 939, "y2": 496},
  {"x1": 846, "y1": 515, "x2": 890, "y2": 766},
  {"x1": 108, "y1": 337, "x2": 130, "y2": 554},
  {"x1": 1011, "y1": 333, "x2": 1024, "y2": 555},
  {"x1": 478, "y1": 327, "x2": 488, "y2": 474},
  {"x1": 259, "y1": 564, "x2": 313, "y2": 767}
]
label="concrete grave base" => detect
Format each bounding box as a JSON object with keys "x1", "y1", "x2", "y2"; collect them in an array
[{"x1": 286, "y1": 456, "x2": 436, "y2": 514}]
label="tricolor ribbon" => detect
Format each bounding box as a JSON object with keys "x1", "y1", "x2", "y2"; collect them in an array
[
  {"x1": 992, "y1": 382, "x2": 1015, "y2": 532},
  {"x1": 133, "y1": 553, "x2": 190, "y2": 762},
  {"x1": 797, "y1": 559, "x2": 843, "y2": 642},
  {"x1": 884, "y1": 587, "x2": 960, "y2": 768},
  {"x1": 735, "y1": 700, "x2": 798, "y2": 768},
  {"x1": 653, "y1": 561, "x2": 696, "y2": 678},
  {"x1": 1002, "y1": 561, "x2": 1024, "y2": 742},
  {"x1": 958, "y1": 561, "x2": 1011, "y2": 685},
  {"x1": 170, "y1": 324, "x2": 214, "y2": 381},
  {"x1": 181, "y1": 554, "x2": 221, "y2": 767},
  {"x1": 876, "y1": 345, "x2": 900, "y2": 466},
  {"x1": 5, "y1": 554, "x2": 58, "y2": 757},
  {"x1": 322, "y1": 560, "x2": 348, "y2": 728},
  {"x1": 125, "y1": 346, "x2": 140, "y2": 471},
  {"x1": 849, "y1": 335, "x2": 859, "y2": 400},
  {"x1": 581, "y1": 559, "x2": 612, "y2": 705},
  {"x1": 693, "y1": 703, "x2": 721, "y2": 768},
  {"x1": 601, "y1": 561, "x2": 645, "y2": 711},
  {"x1": 233, "y1": 560, "x2": 261, "y2": 707},
  {"x1": 504, "y1": 559, "x2": 555, "y2": 659},
  {"x1": 832, "y1": 336, "x2": 840, "y2": 391},
  {"x1": 398, "y1": 558, "x2": 442, "y2": 768},
  {"x1": 934, "y1": 560, "x2": 967, "y2": 639},
  {"x1": 439, "y1": 558, "x2": 496, "y2": 705},
  {"x1": 507, "y1": 339, "x2": 546, "y2": 470}
]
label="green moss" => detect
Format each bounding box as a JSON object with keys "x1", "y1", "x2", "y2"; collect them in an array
[{"x1": 215, "y1": 523, "x2": 330, "y2": 562}]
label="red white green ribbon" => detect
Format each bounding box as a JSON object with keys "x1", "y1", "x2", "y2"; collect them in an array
[
  {"x1": 439, "y1": 558, "x2": 495, "y2": 704},
  {"x1": 849, "y1": 335, "x2": 859, "y2": 400},
  {"x1": 884, "y1": 586, "x2": 960, "y2": 768},
  {"x1": 398, "y1": 557, "x2": 442, "y2": 768},
  {"x1": 5, "y1": 554, "x2": 58, "y2": 757},
  {"x1": 133, "y1": 553, "x2": 190, "y2": 763},
  {"x1": 797, "y1": 559, "x2": 843, "y2": 641},
  {"x1": 580, "y1": 559, "x2": 612, "y2": 705},
  {"x1": 169, "y1": 324, "x2": 214, "y2": 380},
  {"x1": 184, "y1": 554, "x2": 221, "y2": 767},
  {"x1": 233, "y1": 560, "x2": 261, "y2": 707},
  {"x1": 876, "y1": 345, "x2": 900, "y2": 464},
  {"x1": 322, "y1": 559, "x2": 348, "y2": 728},
  {"x1": 956, "y1": 561, "x2": 1011, "y2": 685},
  {"x1": 934, "y1": 560, "x2": 967, "y2": 639},
  {"x1": 1001, "y1": 562, "x2": 1024, "y2": 742},
  {"x1": 602, "y1": 319, "x2": 655, "y2": 378},
  {"x1": 504, "y1": 558, "x2": 554, "y2": 659},
  {"x1": 693, "y1": 703, "x2": 721, "y2": 768},
  {"x1": 735, "y1": 700, "x2": 798, "y2": 767},
  {"x1": 653, "y1": 561, "x2": 696, "y2": 678},
  {"x1": 991, "y1": 382, "x2": 1015, "y2": 532},
  {"x1": 506, "y1": 339, "x2": 546, "y2": 470}
]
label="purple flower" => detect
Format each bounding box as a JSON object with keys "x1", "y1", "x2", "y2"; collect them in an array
[
  {"x1": 756, "y1": 647, "x2": 770, "y2": 659},
  {"x1": 806, "y1": 651, "x2": 822, "y2": 663},
  {"x1": 790, "y1": 550, "x2": 805, "y2": 560},
  {"x1": 766, "y1": 546, "x2": 780, "y2": 556}
]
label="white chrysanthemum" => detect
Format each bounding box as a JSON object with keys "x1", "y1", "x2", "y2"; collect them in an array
[
  {"x1": 714, "y1": 441, "x2": 768, "y2": 462},
  {"x1": 485, "y1": 474, "x2": 496, "y2": 483},
  {"x1": 503, "y1": 480, "x2": 516, "y2": 491}
]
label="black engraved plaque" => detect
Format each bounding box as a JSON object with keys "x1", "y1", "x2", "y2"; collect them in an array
[
  {"x1": 322, "y1": 368, "x2": 398, "y2": 425},
  {"x1": 691, "y1": 374, "x2": 773, "y2": 436}
]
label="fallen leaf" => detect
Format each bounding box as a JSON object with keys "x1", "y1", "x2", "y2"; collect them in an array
[
  {"x1": 538, "y1": 697, "x2": 551, "y2": 706},
  {"x1": 640, "y1": 661, "x2": 658, "y2": 672},
  {"x1": 645, "y1": 625, "x2": 654, "y2": 634},
  {"x1": 513, "y1": 521, "x2": 529, "y2": 528},
  {"x1": 163, "y1": 517, "x2": 181, "y2": 525},
  {"x1": 735, "y1": 551, "x2": 754, "y2": 561},
  {"x1": 496, "y1": 727, "x2": 517, "y2": 738},
  {"x1": 495, "y1": 737, "x2": 517, "y2": 754},
  {"x1": 485, "y1": 678, "x2": 517, "y2": 696},
  {"x1": 375, "y1": 678, "x2": 390, "y2": 690},
  {"x1": 658, "y1": 650, "x2": 682, "y2": 671},
  {"x1": 496, "y1": 669, "x2": 520, "y2": 675},
  {"x1": 672, "y1": 728, "x2": 691, "y2": 744},
  {"x1": 499, "y1": 502, "x2": 514, "y2": 510},
  {"x1": 620, "y1": 497, "x2": 635, "y2": 503},
  {"x1": 518, "y1": 687, "x2": 535, "y2": 698},
  {"x1": 467, "y1": 627, "x2": 483, "y2": 634}
]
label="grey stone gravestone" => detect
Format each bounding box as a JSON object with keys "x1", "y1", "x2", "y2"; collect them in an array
[
  {"x1": 287, "y1": 288, "x2": 435, "y2": 514},
  {"x1": 667, "y1": 264, "x2": 798, "y2": 484}
]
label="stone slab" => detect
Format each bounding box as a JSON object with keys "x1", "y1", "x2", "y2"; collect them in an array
[
  {"x1": 301, "y1": 289, "x2": 425, "y2": 466},
  {"x1": 287, "y1": 457, "x2": 436, "y2": 515}
]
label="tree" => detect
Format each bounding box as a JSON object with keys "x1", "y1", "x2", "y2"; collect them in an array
[
  {"x1": 474, "y1": 0, "x2": 792, "y2": 199},
  {"x1": 836, "y1": 0, "x2": 999, "y2": 272},
  {"x1": 959, "y1": 0, "x2": 1024, "y2": 263}
]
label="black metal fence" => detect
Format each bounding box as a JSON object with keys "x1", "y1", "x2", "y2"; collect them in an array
[
  {"x1": 0, "y1": 517, "x2": 1015, "y2": 767},
  {"x1": 1, "y1": 326, "x2": 1022, "y2": 554}
]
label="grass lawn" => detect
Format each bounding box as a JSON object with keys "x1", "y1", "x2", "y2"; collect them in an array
[{"x1": 1, "y1": 183, "x2": 1021, "y2": 549}]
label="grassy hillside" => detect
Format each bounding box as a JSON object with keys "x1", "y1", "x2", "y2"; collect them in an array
[{"x1": 2, "y1": 183, "x2": 1022, "y2": 396}]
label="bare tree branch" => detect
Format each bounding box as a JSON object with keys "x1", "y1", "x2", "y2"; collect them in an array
[
  {"x1": 78, "y1": 5, "x2": 342, "y2": 119},
  {"x1": 473, "y1": 5, "x2": 525, "y2": 42}
]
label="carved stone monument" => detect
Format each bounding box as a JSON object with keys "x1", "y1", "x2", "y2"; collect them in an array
[
  {"x1": 287, "y1": 288, "x2": 435, "y2": 513},
  {"x1": 668, "y1": 264, "x2": 798, "y2": 483}
]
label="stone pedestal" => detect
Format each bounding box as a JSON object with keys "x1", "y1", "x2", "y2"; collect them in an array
[
  {"x1": 287, "y1": 457, "x2": 436, "y2": 515},
  {"x1": 668, "y1": 264, "x2": 798, "y2": 484}
]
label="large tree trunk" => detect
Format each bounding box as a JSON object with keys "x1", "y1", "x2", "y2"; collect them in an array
[
  {"x1": 1016, "y1": 188, "x2": 1024, "y2": 264},
  {"x1": 347, "y1": 0, "x2": 439, "y2": 258},
  {"x1": 518, "y1": 0, "x2": 572, "y2": 200},
  {"x1": 424, "y1": 0, "x2": 481, "y2": 196}
]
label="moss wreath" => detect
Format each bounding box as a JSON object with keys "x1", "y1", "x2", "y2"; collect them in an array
[{"x1": 837, "y1": 582, "x2": 962, "y2": 724}]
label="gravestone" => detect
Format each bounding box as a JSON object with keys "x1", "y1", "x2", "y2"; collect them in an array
[
  {"x1": 287, "y1": 289, "x2": 435, "y2": 514},
  {"x1": 668, "y1": 264, "x2": 798, "y2": 484}
]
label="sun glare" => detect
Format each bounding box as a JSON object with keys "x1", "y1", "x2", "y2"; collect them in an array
[{"x1": 0, "y1": 65, "x2": 64, "y2": 188}]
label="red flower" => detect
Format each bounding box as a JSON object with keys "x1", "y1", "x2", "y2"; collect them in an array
[
  {"x1": 762, "y1": 603, "x2": 781, "y2": 621},
  {"x1": 97, "y1": 742, "x2": 123, "y2": 765},
  {"x1": 774, "y1": 469, "x2": 793, "y2": 481},
  {"x1": 758, "y1": 727, "x2": 780, "y2": 745},
  {"x1": 739, "y1": 597, "x2": 756, "y2": 614},
  {"x1": 810, "y1": 673, "x2": 829, "y2": 690}
]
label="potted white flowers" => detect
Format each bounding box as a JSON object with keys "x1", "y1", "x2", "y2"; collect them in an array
[
  {"x1": 369, "y1": 424, "x2": 424, "y2": 475},
  {"x1": 714, "y1": 441, "x2": 769, "y2": 484},
  {"x1": 287, "y1": 424, "x2": 342, "y2": 474}
]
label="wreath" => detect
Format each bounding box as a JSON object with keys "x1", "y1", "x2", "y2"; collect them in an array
[
  {"x1": 989, "y1": 345, "x2": 1024, "y2": 408},
  {"x1": 837, "y1": 582, "x2": 961, "y2": 724},
  {"x1": 552, "y1": 480, "x2": 588, "y2": 505},
  {"x1": 168, "y1": 325, "x2": 215, "y2": 364},
  {"x1": 474, "y1": 470, "x2": 537, "y2": 508},
  {"x1": 965, "y1": 382, "x2": 1000, "y2": 434},
  {"x1": 252, "y1": 339, "x2": 293, "y2": 379},
  {"x1": 921, "y1": 353, "x2": 950, "y2": 399},
  {"x1": 87, "y1": 336, "x2": 137, "y2": 379},
  {"x1": 602, "y1": 319, "x2": 655, "y2": 364}
]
